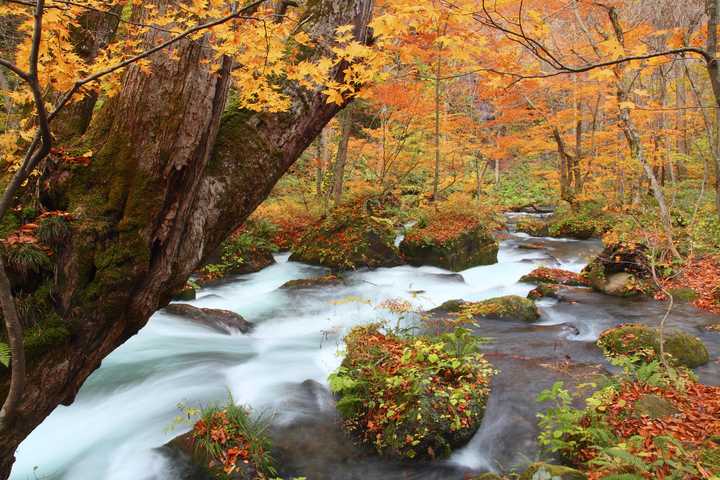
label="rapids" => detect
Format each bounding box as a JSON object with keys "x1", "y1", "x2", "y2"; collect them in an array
[{"x1": 10, "y1": 216, "x2": 720, "y2": 479}]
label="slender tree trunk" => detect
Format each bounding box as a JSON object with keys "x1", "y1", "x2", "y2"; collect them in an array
[
  {"x1": 574, "y1": 105, "x2": 583, "y2": 194},
  {"x1": 0, "y1": 1, "x2": 373, "y2": 475},
  {"x1": 332, "y1": 106, "x2": 353, "y2": 205},
  {"x1": 316, "y1": 127, "x2": 329, "y2": 196},
  {"x1": 432, "y1": 48, "x2": 442, "y2": 201},
  {"x1": 705, "y1": 0, "x2": 720, "y2": 219}
]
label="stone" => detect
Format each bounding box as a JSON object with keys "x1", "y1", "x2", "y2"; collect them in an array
[{"x1": 164, "y1": 304, "x2": 253, "y2": 334}]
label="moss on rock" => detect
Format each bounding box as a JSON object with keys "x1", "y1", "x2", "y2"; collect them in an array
[
  {"x1": 516, "y1": 217, "x2": 549, "y2": 237},
  {"x1": 400, "y1": 221, "x2": 499, "y2": 272},
  {"x1": 463, "y1": 295, "x2": 540, "y2": 322},
  {"x1": 597, "y1": 324, "x2": 710, "y2": 368},
  {"x1": 290, "y1": 202, "x2": 402, "y2": 270}
]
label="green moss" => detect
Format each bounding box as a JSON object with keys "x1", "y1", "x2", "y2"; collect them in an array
[
  {"x1": 597, "y1": 324, "x2": 709, "y2": 368},
  {"x1": 23, "y1": 318, "x2": 71, "y2": 360},
  {"x1": 668, "y1": 287, "x2": 698, "y2": 302},
  {"x1": 0, "y1": 211, "x2": 20, "y2": 240}
]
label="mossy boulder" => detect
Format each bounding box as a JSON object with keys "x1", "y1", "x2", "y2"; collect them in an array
[
  {"x1": 431, "y1": 296, "x2": 540, "y2": 323},
  {"x1": 668, "y1": 287, "x2": 698, "y2": 302},
  {"x1": 329, "y1": 325, "x2": 494, "y2": 460},
  {"x1": 172, "y1": 282, "x2": 197, "y2": 301},
  {"x1": 582, "y1": 242, "x2": 651, "y2": 297},
  {"x1": 527, "y1": 284, "x2": 561, "y2": 300},
  {"x1": 519, "y1": 463, "x2": 586, "y2": 480},
  {"x1": 597, "y1": 324, "x2": 710, "y2": 368},
  {"x1": 520, "y1": 267, "x2": 589, "y2": 287},
  {"x1": 400, "y1": 222, "x2": 498, "y2": 272},
  {"x1": 632, "y1": 394, "x2": 679, "y2": 419},
  {"x1": 544, "y1": 203, "x2": 614, "y2": 240},
  {"x1": 289, "y1": 206, "x2": 402, "y2": 270},
  {"x1": 516, "y1": 217, "x2": 549, "y2": 237}
]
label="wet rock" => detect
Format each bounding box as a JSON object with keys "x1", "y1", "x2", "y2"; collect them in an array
[
  {"x1": 517, "y1": 242, "x2": 546, "y2": 250},
  {"x1": 632, "y1": 394, "x2": 679, "y2": 419},
  {"x1": 597, "y1": 323, "x2": 709, "y2": 368},
  {"x1": 520, "y1": 267, "x2": 589, "y2": 287},
  {"x1": 527, "y1": 284, "x2": 561, "y2": 300},
  {"x1": 400, "y1": 224, "x2": 499, "y2": 272},
  {"x1": 280, "y1": 274, "x2": 344, "y2": 290},
  {"x1": 162, "y1": 432, "x2": 256, "y2": 480},
  {"x1": 583, "y1": 242, "x2": 651, "y2": 297},
  {"x1": 165, "y1": 304, "x2": 253, "y2": 334},
  {"x1": 519, "y1": 463, "x2": 586, "y2": 480},
  {"x1": 429, "y1": 296, "x2": 540, "y2": 323},
  {"x1": 668, "y1": 287, "x2": 698, "y2": 302}
]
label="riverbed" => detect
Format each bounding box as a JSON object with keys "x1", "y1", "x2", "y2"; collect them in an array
[{"x1": 10, "y1": 217, "x2": 720, "y2": 479}]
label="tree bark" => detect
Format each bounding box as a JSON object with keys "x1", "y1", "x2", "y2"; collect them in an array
[
  {"x1": 52, "y1": 5, "x2": 123, "y2": 143},
  {"x1": 0, "y1": 1, "x2": 373, "y2": 476}
]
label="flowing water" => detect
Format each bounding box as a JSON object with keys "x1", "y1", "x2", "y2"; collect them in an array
[{"x1": 10, "y1": 216, "x2": 720, "y2": 480}]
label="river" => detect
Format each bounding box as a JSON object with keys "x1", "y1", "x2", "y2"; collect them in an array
[{"x1": 10, "y1": 216, "x2": 720, "y2": 479}]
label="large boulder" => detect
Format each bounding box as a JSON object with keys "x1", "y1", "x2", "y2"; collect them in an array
[
  {"x1": 582, "y1": 242, "x2": 651, "y2": 297},
  {"x1": 400, "y1": 219, "x2": 499, "y2": 271},
  {"x1": 164, "y1": 304, "x2": 253, "y2": 334},
  {"x1": 597, "y1": 323, "x2": 709, "y2": 368},
  {"x1": 429, "y1": 296, "x2": 540, "y2": 323},
  {"x1": 289, "y1": 206, "x2": 402, "y2": 270},
  {"x1": 329, "y1": 325, "x2": 494, "y2": 460}
]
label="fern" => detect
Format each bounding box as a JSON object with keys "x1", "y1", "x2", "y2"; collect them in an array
[{"x1": 0, "y1": 342, "x2": 10, "y2": 368}]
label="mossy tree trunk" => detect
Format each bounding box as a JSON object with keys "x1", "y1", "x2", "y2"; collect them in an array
[{"x1": 0, "y1": 1, "x2": 373, "y2": 477}]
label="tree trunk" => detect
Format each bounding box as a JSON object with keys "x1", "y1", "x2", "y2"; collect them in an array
[
  {"x1": 52, "y1": 6, "x2": 123, "y2": 143},
  {"x1": 331, "y1": 105, "x2": 353, "y2": 205},
  {"x1": 432, "y1": 49, "x2": 442, "y2": 201},
  {"x1": 706, "y1": 0, "x2": 720, "y2": 219},
  {"x1": 316, "y1": 127, "x2": 329, "y2": 196},
  {"x1": 0, "y1": 1, "x2": 373, "y2": 476}
]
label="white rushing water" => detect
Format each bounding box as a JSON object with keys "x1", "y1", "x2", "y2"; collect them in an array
[{"x1": 10, "y1": 231, "x2": 600, "y2": 480}]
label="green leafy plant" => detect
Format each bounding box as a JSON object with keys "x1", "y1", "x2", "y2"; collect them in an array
[{"x1": 0, "y1": 342, "x2": 10, "y2": 368}]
